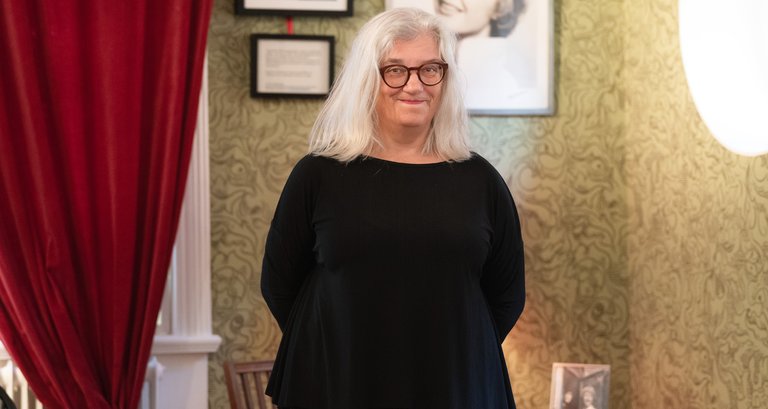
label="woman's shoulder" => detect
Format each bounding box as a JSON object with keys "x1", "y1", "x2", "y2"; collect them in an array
[
  {"x1": 460, "y1": 152, "x2": 512, "y2": 192},
  {"x1": 291, "y1": 153, "x2": 343, "y2": 173},
  {"x1": 286, "y1": 154, "x2": 354, "y2": 187},
  {"x1": 462, "y1": 152, "x2": 503, "y2": 176},
  {"x1": 465, "y1": 152, "x2": 493, "y2": 167}
]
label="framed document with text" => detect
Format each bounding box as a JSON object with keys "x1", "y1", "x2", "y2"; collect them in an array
[
  {"x1": 236, "y1": 0, "x2": 353, "y2": 16},
  {"x1": 250, "y1": 34, "x2": 335, "y2": 98}
]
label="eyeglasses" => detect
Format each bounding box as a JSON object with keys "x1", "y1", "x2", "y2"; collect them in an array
[{"x1": 378, "y1": 62, "x2": 448, "y2": 88}]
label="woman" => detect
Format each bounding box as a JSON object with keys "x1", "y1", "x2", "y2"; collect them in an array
[
  {"x1": 434, "y1": 0, "x2": 537, "y2": 112},
  {"x1": 581, "y1": 385, "x2": 598, "y2": 409},
  {"x1": 261, "y1": 7, "x2": 525, "y2": 409},
  {"x1": 436, "y1": 0, "x2": 526, "y2": 38}
]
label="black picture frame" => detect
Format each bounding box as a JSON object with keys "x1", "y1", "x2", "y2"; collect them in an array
[
  {"x1": 236, "y1": 0, "x2": 353, "y2": 16},
  {"x1": 250, "y1": 34, "x2": 335, "y2": 99}
]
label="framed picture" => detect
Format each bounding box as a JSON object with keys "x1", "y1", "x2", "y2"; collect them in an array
[
  {"x1": 386, "y1": 0, "x2": 555, "y2": 115},
  {"x1": 250, "y1": 34, "x2": 335, "y2": 98},
  {"x1": 549, "y1": 363, "x2": 611, "y2": 409},
  {"x1": 236, "y1": 0, "x2": 353, "y2": 16}
]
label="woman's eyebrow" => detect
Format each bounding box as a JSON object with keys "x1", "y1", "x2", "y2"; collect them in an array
[{"x1": 380, "y1": 57, "x2": 444, "y2": 65}]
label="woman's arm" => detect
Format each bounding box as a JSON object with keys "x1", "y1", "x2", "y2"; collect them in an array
[
  {"x1": 261, "y1": 156, "x2": 317, "y2": 330},
  {"x1": 480, "y1": 170, "x2": 526, "y2": 342}
]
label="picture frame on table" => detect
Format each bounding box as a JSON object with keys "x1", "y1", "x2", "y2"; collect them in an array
[
  {"x1": 549, "y1": 363, "x2": 611, "y2": 409},
  {"x1": 250, "y1": 34, "x2": 335, "y2": 99},
  {"x1": 386, "y1": 0, "x2": 555, "y2": 115},
  {"x1": 236, "y1": 0, "x2": 353, "y2": 16}
]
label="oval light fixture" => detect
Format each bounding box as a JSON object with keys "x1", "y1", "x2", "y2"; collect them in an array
[{"x1": 679, "y1": 0, "x2": 768, "y2": 157}]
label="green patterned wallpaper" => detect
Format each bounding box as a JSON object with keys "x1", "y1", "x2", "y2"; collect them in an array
[
  {"x1": 624, "y1": 1, "x2": 768, "y2": 408},
  {"x1": 479, "y1": 0, "x2": 630, "y2": 407},
  {"x1": 207, "y1": 0, "x2": 767, "y2": 407}
]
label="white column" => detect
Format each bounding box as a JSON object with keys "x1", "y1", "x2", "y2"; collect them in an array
[{"x1": 151, "y1": 54, "x2": 221, "y2": 409}]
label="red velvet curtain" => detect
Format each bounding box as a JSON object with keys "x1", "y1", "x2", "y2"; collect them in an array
[{"x1": 0, "y1": 0, "x2": 212, "y2": 407}]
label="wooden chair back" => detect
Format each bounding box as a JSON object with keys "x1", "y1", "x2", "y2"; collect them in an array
[{"x1": 223, "y1": 360, "x2": 277, "y2": 409}]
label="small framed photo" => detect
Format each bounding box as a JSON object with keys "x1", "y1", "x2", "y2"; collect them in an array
[
  {"x1": 386, "y1": 0, "x2": 555, "y2": 115},
  {"x1": 550, "y1": 363, "x2": 611, "y2": 409},
  {"x1": 250, "y1": 34, "x2": 335, "y2": 99},
  {"x1": 236, "y1": 0, "x2": 353, "y2": 16}
]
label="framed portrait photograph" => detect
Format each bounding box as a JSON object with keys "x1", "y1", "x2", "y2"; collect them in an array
[
  {"x1": 236, "y1": 0, "x2": 353, "y2": 16},
  {"x1": 549, "y1": 363, "x2": 611, "y2": 409},
  {"x1": 386, "y1": 0, "x2": 555, "y2": 115},
  {"x1": 250, "y1": 34, "x2": 335, "y2": 98}
]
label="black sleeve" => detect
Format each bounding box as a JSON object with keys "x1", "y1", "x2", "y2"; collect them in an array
[
  {"x1": 480, "y1": 169, "x2": 526, "y2": 342},
  {"x1": 260, "y1": 155, "x2": 317, "y2": 330}
]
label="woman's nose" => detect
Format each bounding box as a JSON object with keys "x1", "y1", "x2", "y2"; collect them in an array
[{"x1": 402, "y1": 70, "x2": 424, "y2": 91}]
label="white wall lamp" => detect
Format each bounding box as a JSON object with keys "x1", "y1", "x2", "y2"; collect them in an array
[{"x1": 679, "y1": 0, "x2": 768, "y2": 157}]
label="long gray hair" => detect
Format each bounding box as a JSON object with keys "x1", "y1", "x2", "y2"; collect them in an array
[{"x1": 308, "y1": 7, "x2": 471, "y2": 162}]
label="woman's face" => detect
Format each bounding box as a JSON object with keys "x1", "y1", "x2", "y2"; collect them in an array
[
  {"x1": 563, "y1": 391, "x2": 573, "y2": 403},
  {"x1": 583, "y1": 391, "x2": 594, "y2": 406},
  {"x1": 375, "y1": 34, "x2": 443, "y2": 137},
  {"x1": 435, "y1": 0, "x2": 499, "y2": 36}
]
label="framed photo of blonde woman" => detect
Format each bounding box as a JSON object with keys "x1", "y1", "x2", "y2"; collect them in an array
[{"x1": 386, "y1": 0, "x2": 555, "y2": 115}]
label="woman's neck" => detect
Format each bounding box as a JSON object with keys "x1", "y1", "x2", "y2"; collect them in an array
[
  {"x1": 369, "y1": 147, "x2": 442, "y2": 164},
  {"x1": 459, "y1": 24, "x2": 492, "y2": 40},
  {"x1": 369, "y1": 130, "x2": 442, "y2": 164}
]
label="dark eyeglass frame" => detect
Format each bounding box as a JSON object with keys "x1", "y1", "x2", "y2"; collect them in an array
[{"x1": 378, "y1": 62, "x2": 449, "y2": 88}]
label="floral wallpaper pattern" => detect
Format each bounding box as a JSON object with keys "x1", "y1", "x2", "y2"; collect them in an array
[
  {"x1": 207, "y1": 0, "x2": 767, "y2": 407},
  {"x1": 624, "y1": 1, "x2": 768, "y2": 408}
]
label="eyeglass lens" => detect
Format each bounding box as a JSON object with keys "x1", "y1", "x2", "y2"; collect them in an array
[{"x1": 380, "y1": 63, "x2": 446, "y2": 88}]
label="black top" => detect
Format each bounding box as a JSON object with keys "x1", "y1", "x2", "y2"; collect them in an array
[{"x1": 261, "y1": 154, "x2": 525, "y2": 409}]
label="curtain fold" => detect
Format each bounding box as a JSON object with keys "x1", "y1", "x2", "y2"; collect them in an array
[{"x1": 0, "y1": 0, "x2": 213, "y2": 407}]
